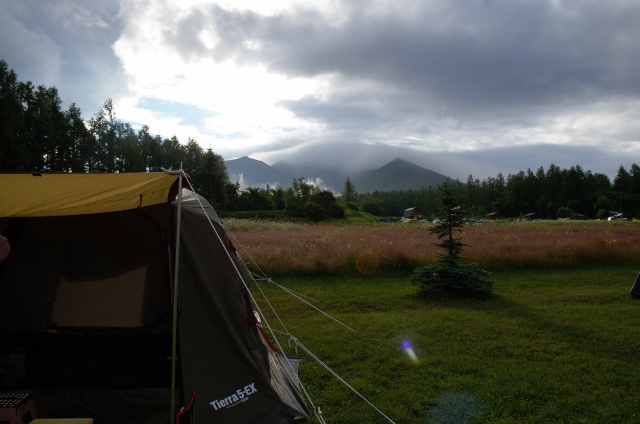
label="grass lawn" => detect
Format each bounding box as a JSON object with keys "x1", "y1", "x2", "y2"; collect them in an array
[{"x1": 252, "y1": 266, "x2": 640, "y2": 423}]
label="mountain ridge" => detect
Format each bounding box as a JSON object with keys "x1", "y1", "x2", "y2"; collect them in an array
[
  {"x1": 224, "y1": 156, "x2": 452, "y2": 192},
  {"x1": 352, "y1": 158, "x2": 451, "y2": 192},
  {"x1": 224, "y1": 156, "x2": 290, "y2": 188}
]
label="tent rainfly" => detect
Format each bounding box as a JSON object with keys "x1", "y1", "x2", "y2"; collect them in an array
[
  {"x1": 0, "y1": 172, "x2": 309, "y2": 424},
  {"x1": 629, "y1": 273, "x2": 640, "y2": 298}
]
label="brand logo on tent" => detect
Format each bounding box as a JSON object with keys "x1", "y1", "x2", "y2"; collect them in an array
[{"x1": 210, "y1": 383, "x2": 257, "y2": 411}]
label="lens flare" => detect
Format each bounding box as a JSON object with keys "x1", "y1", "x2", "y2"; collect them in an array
[{"x1": 401, "y1": 340, "x2": 420, "y2": 365}]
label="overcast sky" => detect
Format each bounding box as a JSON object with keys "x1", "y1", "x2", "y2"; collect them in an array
[{"x1": 2, "y1": 0, "x2": 639, "y2": 180}]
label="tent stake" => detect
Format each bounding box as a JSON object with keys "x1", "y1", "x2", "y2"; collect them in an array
[{"x1": 170, "y1": 172, "x2": 184, "y2": 423}]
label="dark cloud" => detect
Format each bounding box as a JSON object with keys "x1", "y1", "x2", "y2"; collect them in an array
[
  {"x1": 278, "y1": 94, "x2": 382, "y2": 127},
  {"x1": 253, "y1": 137, "x2": 497, "y2": 179},
  {"x1": 0, "y1": 0, "x2": 127, "y2": 117},
  {"x1": 155, "y1": 0, "x2": 640, "y2": 164},
  {"x1": 2, "y1": 0, "x2": 638, "y2": 180},
  {"x1": 177, "y1": 1, "x2": 640, "y2": 110},
  {"x1": 255, "y1": 139, "x2": 629, "y2": 182},
  {"x1": 449, "y1": 143, "x2": 629, "y2": 180}
]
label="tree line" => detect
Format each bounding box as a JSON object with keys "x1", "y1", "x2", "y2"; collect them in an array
[
  {"x1": 0, "y1": 59, "x2": 344, "y2": 220},
  {"x1": 2, "y1": 59, "x2": 639, "y2": 221},
  {"x1": 362, "y1": 163, "x2": 640, "y2": 220}
]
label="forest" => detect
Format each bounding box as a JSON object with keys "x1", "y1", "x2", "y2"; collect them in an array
[{"x1": 1, "y1": 59, "x2": 639, "y2": 220}]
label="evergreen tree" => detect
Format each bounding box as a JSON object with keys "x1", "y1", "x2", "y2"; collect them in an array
[
  {"x1": 558, "y1": 166, "x2": 587, "y2": 216},
  {"x1": 430, "y1": 180, "x2": 467, "y2": 267},
  {"x1": 341, "y1": 177, "x2": 358, "y2": 204},
  {"x1": 194, "y1": 148, "x2": 230, "y2": 210},
  {"x1": 613, "y1": 165, "x2": 632, "y2": 193},
  {"x1": 0, "y1": 60, "x2": 26, "y2": 171},
  {"x1": 630, "y1": 164, "x2": 640, "y2": 195},
  {"x1": 64, "y1": 103, "x2": 93, "y2": 172},
  {"x1": 117, "y1": 128, "x2": 145, "y2": 172},
  {"x1": 88, "y1": 98, "x2": 119, "y2": 172},
  {"x1": 162, "y1": 135, "x2": 185, "y2": 171},
  {"x1": 411, "y1": 180, "x2": 493, "y2": 297},
  {"x1": 183, "y1": 137, "x2": 203, "y2": 175}
]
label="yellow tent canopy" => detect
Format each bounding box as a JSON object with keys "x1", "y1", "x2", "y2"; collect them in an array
[{"x1": 0, "y1": 172, "x2": 181, "y2": 217}]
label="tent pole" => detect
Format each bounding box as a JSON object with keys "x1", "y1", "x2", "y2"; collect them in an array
[{"x1": 170, "y1": 172, "x2": 184, "y2": 424}]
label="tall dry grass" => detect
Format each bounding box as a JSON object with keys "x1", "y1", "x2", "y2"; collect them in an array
[{"x1": 224, "y1": 219, "x2": 640, "y2": 275}]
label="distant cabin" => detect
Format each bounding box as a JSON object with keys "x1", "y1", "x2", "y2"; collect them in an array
[
  {"x1": 569, "y1": 213, "x2": 587, "y2": 220},
  {"x1": 522, "y1": 212, "x2": 538, "y2": 221},
  {"x1": 403, "y1": 207, "x2": 423, "y2": 219},
  {"x1": 487, "y1": 212, "x2": 502, "y2": 220}
]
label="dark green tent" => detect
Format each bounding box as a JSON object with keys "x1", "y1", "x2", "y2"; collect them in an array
[
  {"x1": 0, "y1": 172, "x2": 309, "y2": 423},
  {"x1": 629, "y1": 273, "x2": 640, "y2": 298}
]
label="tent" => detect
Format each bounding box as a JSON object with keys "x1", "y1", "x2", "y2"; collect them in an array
[
  {"x1": 629, "y1": 272, "x2": 640, "y2": 298},
  {"x1": 0, "y1": 172, "x2": 309, "y2": 423}
]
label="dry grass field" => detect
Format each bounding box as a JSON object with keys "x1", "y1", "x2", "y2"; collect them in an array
[{"x1": 224, "y1": 219, "x2": 640, "y2": 276}]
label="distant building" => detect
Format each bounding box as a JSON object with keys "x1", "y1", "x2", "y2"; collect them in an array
[
  {"x1": 522, "y1": 212, "x2": 538, "y2": 221},
  {"x1": 403, "y1": 207, "x2": 423, "y2": 219},
  {"x1": 487, "y1": 212, "x2": 502, "y2": 220},
  {"x1": 603, "y1": 211, "x2": 622, "y2": 220},
  {"x1": 569, "y1": 213, "x2": 587, "y2": 220}
]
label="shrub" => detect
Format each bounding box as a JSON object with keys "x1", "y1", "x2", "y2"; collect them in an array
[
  {"x1": 345, "y1": 201, "x2": 360, "y2": 211},
  {"x1": 557, "y1": 206, "x2": 573, "y2": 219},
  {"x1": 362, "y1": 200, "x2": 383, "y2": 216},
  {"x1": 305, "y1": 201, "x2": 326, "y2": 222},
  {"x1": 308, "y1": 191, "x2": 345, "y2": 221},
  {"x1": 411, "y1": 263, "x2": 493, "y2": 297}
]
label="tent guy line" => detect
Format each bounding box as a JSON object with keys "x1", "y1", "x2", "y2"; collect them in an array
[
  {"x1": 292, "y1": 338, "x2": 398, "y2": 424},
  {"x1": 214, "y1": 181, "x2": 398, "y2": 422},
  {"x1": 221, "y1": 223, "x2": 356, "y2": 333},
  {"x1": 0, "y1": 171, "x2": 394, "y2": 423},
  {"x1": 256, "y1": 275, "x2": 357, "y2": 334},
  {"x1": 182, "y1": 173, "x2": 328, "y2": 423}
]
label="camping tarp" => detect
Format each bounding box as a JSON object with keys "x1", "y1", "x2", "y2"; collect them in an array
[
  {"x1": 0, "y1": 172, "x2": 181, "y2": 217},
  {"x1": 0, "y1": 172, "x2": 308, "y2": 424}
]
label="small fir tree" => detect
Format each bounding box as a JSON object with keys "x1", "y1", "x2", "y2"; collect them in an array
[
  {"x1": 341, "y1": 177, "x2": 357, "y2": 204},
  {"x1": 411, "y1": 180, "x2": 493, "y2": 297}
]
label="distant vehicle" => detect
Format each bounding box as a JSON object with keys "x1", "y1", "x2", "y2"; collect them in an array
[{"x1": 608, "y1": 213, "x2": 627, "y2": 221}]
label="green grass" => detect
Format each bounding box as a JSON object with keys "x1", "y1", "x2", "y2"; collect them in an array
[
  {"x1": 252, "y1": 267, "x2": 640, "y2": 423},
  {"x1": 341, "y1": 209, "x2": 381, "y2": 223}
]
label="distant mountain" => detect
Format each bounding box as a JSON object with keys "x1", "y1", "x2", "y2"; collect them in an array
[
  {"x1": 270, "y1": 161, "x2": 298, "y2": 181},
  {"x1": 224, "y1": 157, "x2": 452, "y2": 192},
  {"x1": 352, "y1": 158, "x2": 451, "y2": 192},
  {"x1": 224, "y1": 156, "x2": 290, "y2": 188},
  {"x1": 272, "y1": 161, "x2": 349, "y2": 191}
]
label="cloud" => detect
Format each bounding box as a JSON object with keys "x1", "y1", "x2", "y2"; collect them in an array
[
  {"x1": 197, "y1": 1, "x2": 640, "y2": 108},
  {"x1": 254, "y1": 138, "x2": 629, "y2": 183},
  {"x1": 140, "y1": 0, "x2": 640, "y2": 162},
  {"x1": 1, "y1": 0, "x2": 639, "y2": 179},
  {"x1": 0, "y1": 0, "x2": 127, "y2": 116}
]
